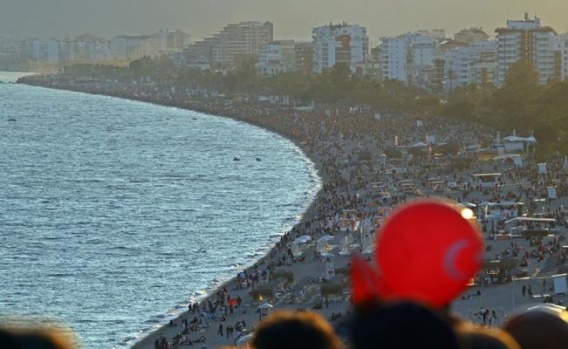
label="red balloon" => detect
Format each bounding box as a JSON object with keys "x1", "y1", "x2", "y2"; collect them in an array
[{"x1": 375, "y1": 199, "x2": 483, "y2": 307}]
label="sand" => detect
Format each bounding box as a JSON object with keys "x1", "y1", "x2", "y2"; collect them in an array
[{"x1": 16, "y1": 75, "x2": 568, "y2": 349}]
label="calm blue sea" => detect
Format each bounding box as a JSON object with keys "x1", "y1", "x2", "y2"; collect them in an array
[{"x1": 0, "y1": 73, "x2": 320, "y2": 349}]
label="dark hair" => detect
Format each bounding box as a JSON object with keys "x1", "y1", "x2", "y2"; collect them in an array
[
  {"x1": 0, "y1": 325, "x2": 76, "y2": 349},
  {"x1": 502, "y1": 310, "x2": 568, "y2": 349},
  {"x1": 350, "y1": 301, "x2": 461, "y2": 349},
  {"x1": 251, "y1": 310, "x2": 342, "y2": 349}
]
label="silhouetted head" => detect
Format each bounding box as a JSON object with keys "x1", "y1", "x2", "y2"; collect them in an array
[
  {"x1": 0, "y1": 329, "x2": 23, "y2": 349},
  {"x1": 251, "y1": 310, "x2": 342, "y2": 349},
  {"x1": 350, "y1": 301, "x2": 461, "y2": 349},
  {"x1": 0, "y1": 324, "x2": 76, "y2": 349},
  {"x1": 502, "y1": 310, "x2": 568, "y2": 349}
]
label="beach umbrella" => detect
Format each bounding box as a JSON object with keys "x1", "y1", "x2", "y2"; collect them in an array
[
  {"x1": 235, "y1": 333, "x2": 254, "y2": 346},
  {"x1": 258, "y1": 302, "x2": 273, "y2": 309},
  {"x1": 458, "y1": 202, "x2": 477, "y2": 208},
  {"x1": 317, "y1": 235, "x2": 335, "y2": 243},
  {"x1": 294, "y1": 235, "x2": 312, "y2": 244}
]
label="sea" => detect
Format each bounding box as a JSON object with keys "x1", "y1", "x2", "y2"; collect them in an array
[{"x1": 0, "y1": 72, "x2": 320, "y2": 349}]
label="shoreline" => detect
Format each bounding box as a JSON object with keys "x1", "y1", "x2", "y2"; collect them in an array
[
  {"x1": 17, "y1": 78, "x2": 339, "y2": 349},
  {"x1": 16, "y1": 76, "x2": 568, "y2": 349}
]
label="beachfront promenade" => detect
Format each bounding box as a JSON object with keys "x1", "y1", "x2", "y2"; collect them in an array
[{"x1": 18, "y1": 75, "x2": 568, "y2": 349}]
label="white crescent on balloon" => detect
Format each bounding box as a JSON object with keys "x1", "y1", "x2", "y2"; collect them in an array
[{"x1": 443, "y1": 239, "x2": 472, "y2": 280}]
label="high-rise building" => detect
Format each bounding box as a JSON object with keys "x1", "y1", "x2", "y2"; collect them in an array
[
  {"x1": 551, "y1": 33, "x2": 568, "y2": 81},
  {"x1": 294, "y1": 41, "x2": 314, "y2": 75},
  {"x1": 379, "y1": 32, "x2": 437, "y2": 86},
  {"x1": 110, "y1": 35, "x2": 153, "y2": 60},
  {"x1": 443, "y1": 40, "x2": 497, "y2": 90},
  {"x1": 312, "y1": 22, "x2": 369, "y2": 73},
  {"x1": 184, "y1": 21, "x2": 273, "y2": 68},
  {"x1": 495, "y1": 14, "x2": 557, "y2": 85},
  {"x1": 256, "y1": 40, "x2": 296, "y2": 76}
]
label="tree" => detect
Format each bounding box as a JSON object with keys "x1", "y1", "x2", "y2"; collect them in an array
[
  {"x1": 491, "y1": 61, "x2": 541, "y2": 129},
  {"x1": 533, "y1": 81, "x2": 568, "y2": 153}
]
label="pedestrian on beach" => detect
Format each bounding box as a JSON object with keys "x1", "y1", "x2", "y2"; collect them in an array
[
  {"x1": 528, "y1": 285, "x2": 533, "y2": 297},
  {"x1": 522, "y1": 285, "x2": 527, "y2": 297}
]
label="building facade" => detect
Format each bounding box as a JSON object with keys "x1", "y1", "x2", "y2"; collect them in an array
[
  {"x1": 312, "y1": 23, "x2": 369, "y2": 73},
  {"x1": 294, "y1": 41, "x2": 314, "y2": 75},
  {"x1": 379, "y1": 32, "x2": 437, "y2": 86},
  {"x1": 551, "y1": 33, "x2": 568, "y2": 81},
  {"x1": 185, "y1": 21, "x2": 273, "y2": 68},
  {"x1": 443, "y1": 40, "x2": 497, "y2": 90},
  {"x1": 256, "y1": 40, "x2": 296, "y2": 76},
  {"x1": 495, "y1": 14, "x2": 558, "y2": 86}
]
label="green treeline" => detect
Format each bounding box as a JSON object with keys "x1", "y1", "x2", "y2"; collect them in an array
[{"x1": 59, "y1": 56, "x2": 568, "y2": 156}]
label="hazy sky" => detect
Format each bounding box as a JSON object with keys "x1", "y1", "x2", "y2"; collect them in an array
[{"x1": 1, "y1": 0, "x2": 566, "y2": 43}]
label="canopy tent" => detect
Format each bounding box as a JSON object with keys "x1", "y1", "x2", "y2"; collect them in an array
[
  {"x1": 317, "y1": 235, "x2": 337, "y2": 256},
  {"x1": 258, "y1": 302, "x2": 274, "y2": 320},
  {"x1": 494, "y1": 154, "x2": 523, "y2": 168},
  {"x1": 291, "y1": 235, "x2": 312, "y2": 258}
]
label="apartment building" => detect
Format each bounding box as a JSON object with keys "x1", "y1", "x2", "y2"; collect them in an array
[
  {"x1": 256, "y1": 40, "x2": 296, "y2": 76},
  {"x1": 443, "y1": 40, "x2": 497, "y2": 90},
  {"x1": 551, "y1": 33, "x2": 568, "y2": 81},
  {"x1": 184, "y1": 21, "x2": 273, "y2": 68},
  {"x1": 20, "y1": 38, "x2": 60, "y2": 63},
  {"x1": 312, "y1": 22, "x2": 369, "y2": 73},
  {"x1": 495, "y1": 14, "x2": 557, "y2": 85},
  {"x1": 379, "y1": 32, "x2": 437, "y2": 86},
  {"x1": 294, "y1": 41, "x2": 314, "y2": 75}
]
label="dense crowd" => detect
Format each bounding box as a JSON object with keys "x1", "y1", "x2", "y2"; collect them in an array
[{"x1": 9, "y1": 75, "x2": 568, "y2": 349}]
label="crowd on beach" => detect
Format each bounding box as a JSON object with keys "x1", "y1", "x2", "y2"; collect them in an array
[{"x1": 10, "y1": 75, "x2": 568, "y2": 349}]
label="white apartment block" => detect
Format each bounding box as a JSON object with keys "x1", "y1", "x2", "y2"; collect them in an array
[
  {"x1": 110, "y1": 30, "x2": 190, "y2": 61},
  {"x1": 212, "y1": 21, "x2": 273, "y2": 66},
  {"x1": 379, "y1": 32, "x2": 437, "y2": 86},
  {"x1": 256, "y1": 40, "x2": 296, "y2": 76},
  {"x1": 551, "y1": 33, "x2": 568, "y2": 81},
  {"x1": 443, "y1": 40, "x2": 497, "y2": 90},
  {"x1": 312, "y1": 23, "x2": 369, "y2": 74},
  {"x1": 20, "y1": 38, "x2": 60, "y2": 63},
  {"x1": 185, "y1": 21, "x2": 273, "y2": 67},
  {"x1": 495, "y1": 14, "x2": 558, "y2": 86},
  {"x1": 111, "y1": 35, "x2": 152, "y2": 60}
]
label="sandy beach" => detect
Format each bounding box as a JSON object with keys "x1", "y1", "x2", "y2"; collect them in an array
[{"x1": 17, "y1": 75, "x2": 568, "y2": 349}]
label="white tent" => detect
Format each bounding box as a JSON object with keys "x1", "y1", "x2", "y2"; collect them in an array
[
  {"x1": 258, "y1": 302, "x2": 274, "y2": 309},
  {"x1": 317, "y1": 235, "x2": 335, "y2": 243},
  {"x1": 235, "y1": 333, "x2": 254, "y2": 346},
  {"x1": 291, "y1": 235, "x2": 312, "y2": 257}
]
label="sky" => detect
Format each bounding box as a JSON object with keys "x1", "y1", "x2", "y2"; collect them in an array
[{"x1": 1, "y1": 0, "x2": 567, "y2": 43}]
